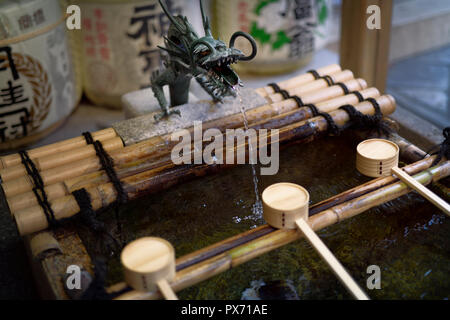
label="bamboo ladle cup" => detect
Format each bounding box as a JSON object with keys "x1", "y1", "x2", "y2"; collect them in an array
[
  {"x1": 356, "y1": 139, "x2": 399, "y2": 178},
  {"x1": 262, "y1": 183, "x2": 369, "y2": 300},
  {"x1": 121, "y1": 237, "x2": 178, "y2": 300}
]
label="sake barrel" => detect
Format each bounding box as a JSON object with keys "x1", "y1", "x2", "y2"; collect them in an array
[
  {"x1": 212, "y1": 0, "x2": 317, "y2": 75},
  {"x1": 77, "y1": 0, "x2": 197, "y2": 109},
  {"x1": 0, "y1": 0, "x2": 82, "y2": 151}
]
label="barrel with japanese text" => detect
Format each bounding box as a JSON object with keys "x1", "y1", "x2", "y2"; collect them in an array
[
  {"x1": 0, "y1": 0, "x2": 82, "y2": 151},
  {"x1": 77, "y1": 0, "x2": 194, "y2": 109},
  {"x1": 212, "y1": 0, "x2": 317, "y2": 75}
]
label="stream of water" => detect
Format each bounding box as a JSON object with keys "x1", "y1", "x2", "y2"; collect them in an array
[{"x1": 235, "y1": 87, "x2": 263, "y2": 222}]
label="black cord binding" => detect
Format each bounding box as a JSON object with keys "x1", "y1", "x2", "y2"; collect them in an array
[
  {"x1": 320, "y1": 75, "x2": 334, "y2": 86},
  {"x1": 268, "y1": 82, "x2": 291, "y2": 100},
  {"x1": 290, "y1": 95, "x2": 304, "y2": 108},
  {"x1": 268, "y1": 82, "x2": 281, "y2": 93},
  {"x1": 351, "y1": 91, "x2": 365, "y2": 103},
  {"x1": 80, "y1": 257, "x2": 129, "y2": 300},
  {"x1": 335, "y1": 82, "x2": 350, "y2": 95},
  {"x1": 70, "y1": 138, "x2": 128, "y2": 300},
  {"x1": 92, "y1": 140, "x2": 128, "y2": 204},
  {"x1": 19, "y1": 150, "x2": 57, "y2": 227},
  {"x1": 266, "y1": 82, "x2": 388, "y2": 137},
  {"x1": 427, "y1": 127, "x2": 450, "y2": 166},
  {"x1": 83, "y1": 131, "x2": 95, "y2": 145},
  {"x1": 307, "y1": 69, "x2": 320, "y2": 80},
  {"x1": 338, "y1": 97, "x2": 391, "y2": 136}
]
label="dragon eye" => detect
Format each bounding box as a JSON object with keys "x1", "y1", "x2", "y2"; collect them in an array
[{"x1": 200, "y1": 50, "x2": 211, "y2": 56}]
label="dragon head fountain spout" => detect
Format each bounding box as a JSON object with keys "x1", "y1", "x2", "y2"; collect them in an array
[{"x1": 151, "y1": 0, "x2": 257, "y2": 122}]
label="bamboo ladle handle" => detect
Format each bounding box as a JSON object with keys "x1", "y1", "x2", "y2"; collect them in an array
[
  {"x1": 262, "y1": 183, "x2": 369, "y2": 300},
  {"x1": 121, "y1": 237, "x2": 178, "y2": 300},
  {"x1": 295, "y1": 218, "x2": 369, "y2": 300},
  {"x1": 391, "y1": 166, "x2": 450, "y2": 216},
  {"x1": 156, "y1": 279, "x2": 178, "y2": 300}
]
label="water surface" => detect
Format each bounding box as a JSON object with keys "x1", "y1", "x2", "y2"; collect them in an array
[{"x1": 80, "y1": 132, "x2": 449, "y2": 300}]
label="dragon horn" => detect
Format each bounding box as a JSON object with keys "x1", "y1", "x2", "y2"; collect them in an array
[
  {"x1": 158, "y1": 0, "x2": 185, "y2": 32},
  {"x1": 229, "y1": 31, "x2": 258, "y2": 61},
  {"x1": 199, "y1": 0, "x2": 212, "y2": 37}
]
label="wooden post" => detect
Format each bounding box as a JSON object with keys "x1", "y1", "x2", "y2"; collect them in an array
[{"x1": 340, "y1": 0, "x2": 393, "y2": 92}]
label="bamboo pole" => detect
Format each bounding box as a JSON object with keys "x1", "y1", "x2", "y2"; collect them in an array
[
  {"x1": 2, "y1": 78, "x2": 369, "y2": 197},
  {"x1": 6, "y1": 87, "x2": 379, "y2": 212},
  {"x1": 261, "y1": 182, "x2": 369, "y2": 300},
  {"x1": 0, "y1": 73, "x2": 357, "y2": 183},
  {"x1": 265, "y1": 70, "x2": 354, "y2": 103},
  {"x1": 113, "y1": 160, "x2": 450, "y2": 300},
  {"x1": 0, "y1": 128, "x2": 118, "y2": 170},
  {"x1": 382, "y1": 133, "x2": 427, "y2": 163},
  {"x1": 13, "y1": 95, "x2": 396, "y2": 236},
  {"x1": 0, "y1": 67, "x2": 347, "y2": 178},
  {"x1": 295, "y1": 218, "x2": 369, "y2": 300},
  {"x1": 255, "y1": 64, "x2": 342, "y2": 97}
]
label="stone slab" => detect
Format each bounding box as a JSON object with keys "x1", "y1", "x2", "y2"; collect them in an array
[
  {"x1": 113, "y1": 88, "x2": 268, "y2": 146},
  {"x1": 122, "y1": 86, "x2": 199, "y2": 119}
]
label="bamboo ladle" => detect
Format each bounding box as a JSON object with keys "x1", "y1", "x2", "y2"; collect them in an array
[
  {"x1": 262, "y1": 183, "x2": 370, "y2": 300},
  {"x1": 356, "y1": 139, "x2": 450, "y2": 216},
  {"x1": 121, "y1": 237, "x2": 178, "y2": 300}
]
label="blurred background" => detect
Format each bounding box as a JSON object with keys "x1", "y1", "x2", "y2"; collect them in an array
[
  {"x1": 0, "y1": 0, "x2": 448, "y2": 153},
  {"x1": 0, "y1": 0, "x2": 449, "y2": 298}
]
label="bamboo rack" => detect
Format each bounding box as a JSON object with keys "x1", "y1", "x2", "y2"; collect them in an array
[
  {"x1": 0, "y1": 61, "x2": 443, "y2": 301},
  {"x1": 0, "y1": 128, "x2": 119, "y2": 169},
  {"x1": 0, "y1": 68, "x2": 353, "y2": 180},
  {"x1": 255, "y1": 64, "x2": 342, "y2": 97},
  {"x1": 13, "y1": 95, "x2": 396, "y2": 235},
  {"x1": 0, "y1": 76, "x2": 365, "y2": 186},
  {"x1": 5, "y1": 84, "x2": 378, "y2": 212},
  {"x1": 112, "y1": 158, "x2": 449, "y2": 300}
]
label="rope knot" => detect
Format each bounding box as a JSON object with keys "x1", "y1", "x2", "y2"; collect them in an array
[
  {"x1": 428, "y1": 126, "x2": 450, "y2": 166},
  {"x1": 339, "y1": 99, "x2": 392, "y2": 136},
  {"x1": 72, "y1": 188, "x2": 120, "y2": 256}
]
